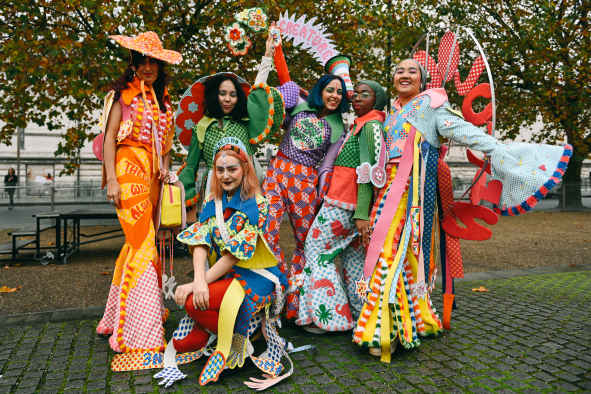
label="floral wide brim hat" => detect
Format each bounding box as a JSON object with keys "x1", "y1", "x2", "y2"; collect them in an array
[{"x1": 110, "y1": 31, "x2": 183, "y2": 65}]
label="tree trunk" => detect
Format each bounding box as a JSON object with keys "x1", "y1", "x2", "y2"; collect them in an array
[{"x1": 562, "y1": 151, "x2": 583, "y2": 208}]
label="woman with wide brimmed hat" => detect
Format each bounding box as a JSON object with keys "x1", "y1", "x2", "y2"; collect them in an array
[
  {"x1": 174, "y1": 34, "x2": 285, "y2": 218},
  {"x1": 297, "y1": 80, "x2": 388, "y2": 333},
  {"x1": 95, "y1": 31, "x2": 182, "y2": 366}
]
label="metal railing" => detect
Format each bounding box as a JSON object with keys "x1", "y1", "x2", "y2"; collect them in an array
[
  {"x1": 1, "y1": 184, "x2": 108, "y2": 209},
  {"x1": 3, "y1": 175, "x2": 590, "y2": 211}
]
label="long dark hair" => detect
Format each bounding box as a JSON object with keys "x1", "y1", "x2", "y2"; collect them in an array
[
  {"x1": 110, "y1": 50, "x2": 171, "y2": 112},
  {"x1": 203, "y1": 74, "x2": 248, "y2": 122}
]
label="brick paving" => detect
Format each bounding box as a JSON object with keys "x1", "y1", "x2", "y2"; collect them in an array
[{"x1": 0, "y1": 271, "x2": 590, "y2": 393}]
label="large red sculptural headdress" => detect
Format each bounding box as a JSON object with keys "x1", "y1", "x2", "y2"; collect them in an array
[{"x1": 410, "y1": 26, "x2": 497, "y2": 137}]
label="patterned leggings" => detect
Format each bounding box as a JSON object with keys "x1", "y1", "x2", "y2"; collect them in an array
[{"x1": 262, "y1": 156, "x2": 319, "y2": 319}]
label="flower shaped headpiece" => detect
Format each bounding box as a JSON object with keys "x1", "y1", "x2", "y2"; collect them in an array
[{"x1": 223, "y1": 7, "x2": 270, "y2": 56}]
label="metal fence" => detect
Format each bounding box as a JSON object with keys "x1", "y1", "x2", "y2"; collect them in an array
[
  {"x1": 2, "y1": 174, "x2": 591, "y2": 211},
  {"x1": 1, "y1": 183, "x2": 108, "y2": 208}
]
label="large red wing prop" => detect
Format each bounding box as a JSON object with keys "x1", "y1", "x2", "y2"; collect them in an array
[
  {"x1": 442, "y1": 202, "x2": 499, "y2": 241},
  {"x1": 462, "y1": 83, "x2": 493, "y2": 126}
]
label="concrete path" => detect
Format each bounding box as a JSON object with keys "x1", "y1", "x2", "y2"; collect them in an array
[{"x1": 0, "y1": 269, "x2": 589, "y2": 393}]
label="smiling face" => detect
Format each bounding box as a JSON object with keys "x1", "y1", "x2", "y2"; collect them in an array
[
  {"x1": 352, "y1": 83, "x2": 376, "y2": 117},
  {"x1": 394, "y1": 59, "x2": 422, "y2": 104},
  {"x1": 218, "y1": 79, "x2": 238, "y2": 115},
  {"x1": 215, "y1": 153, "x2": 244, "y2": 196},
  {"x1": 321, "y1": 79, "x2": 343, "y2": 113},
  {"x1": 134, "y1": 56, "x2": 160, "y2": 84}
]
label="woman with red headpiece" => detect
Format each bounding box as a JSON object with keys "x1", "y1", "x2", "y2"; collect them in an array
[{"x1": 154, "y1": 138, "x2": 293, "y2": 390}]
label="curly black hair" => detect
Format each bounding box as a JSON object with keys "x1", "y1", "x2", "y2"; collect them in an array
[
  {"x1": 203, "y1": 74, "x2": 249, "y2": 122},
  {"x1": 110, "y1": 50, "x2": 170, "y2": 112}
]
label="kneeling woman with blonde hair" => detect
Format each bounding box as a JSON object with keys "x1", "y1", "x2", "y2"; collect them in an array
[{"x1": 155, "y1": 137, "x2": 295, "y2": 390}]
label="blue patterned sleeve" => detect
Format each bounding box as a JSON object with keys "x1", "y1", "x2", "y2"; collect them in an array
[
  {"x1": 435, "y1": 106, "x2": 501, "y2": 154},
  {"x1": 434, "y1": 105, "x2": 572, "y2": 216},
  {"x1": 177, "y1": 220, "x2": 212, "y2": 248}
]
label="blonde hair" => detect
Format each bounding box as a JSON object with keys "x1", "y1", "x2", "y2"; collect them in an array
[{"x1": 211, "y1": 150, "x2": 260, "y2": 201}]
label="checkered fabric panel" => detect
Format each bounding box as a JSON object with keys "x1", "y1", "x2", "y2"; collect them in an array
[
  {"x1": 200, "y1": 122, "x2": 254, "y2": 170},
  {"x1": 110, "y1": 267, "x2": 165, "y2": 352},
  {"x1": 333, "y1": 131, "x2": 361, "y2": 168},
  {"x1": 96, "y1": 284, "x2": 120, "y2": 335}
]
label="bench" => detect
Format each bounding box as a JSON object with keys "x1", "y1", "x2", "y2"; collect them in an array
[
  {"x1": 2, "y1": 223, "x2": 57, "y2": 261},
  {"x1": 0, "y1": 239, "x2": 36, "y2": 259}
]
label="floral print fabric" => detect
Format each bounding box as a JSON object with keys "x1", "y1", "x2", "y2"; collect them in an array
[{"x1": 178, "y1": 193, "x2": 267, "y2": 261}]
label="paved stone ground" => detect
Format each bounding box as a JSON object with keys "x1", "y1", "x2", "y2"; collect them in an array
[{"x1": 1, "y1": 271, "x2": 590, "y2": 394}]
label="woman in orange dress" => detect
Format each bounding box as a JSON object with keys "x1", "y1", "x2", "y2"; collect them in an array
[{"x1": 95, "y1": 32, "x2": 183, "y2": 367}]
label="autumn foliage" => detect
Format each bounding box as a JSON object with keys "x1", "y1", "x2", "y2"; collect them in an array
[{"x1": 0, "y1": 0, "x2": 589, "y2": 198}]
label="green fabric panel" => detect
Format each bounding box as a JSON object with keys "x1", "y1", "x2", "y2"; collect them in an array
[
  {"x1": 291, "y1": 101, "x2": 315, "y2": 116},
  {"x1": 196, "y1": 116, "x2": 217, "y2": 145},
  {"x1": 292, "y1": 102, "x2": 344, "y2": 143},
  {"x1": 179, "y1": 132, "x2": 202, "y2": 202},
  {"x1": 353, "y1": 183, "x2": 373, "y2": 221},
  {"x1": 334, "y1": 126, "x2": 361, "y2": 168},
  {"x1": 365, "y1": 120, "x2": 382, "y2": 166},
  {"x1": 202, "y1": 121, "x2": 253, "y2": 169},
  {"x1": 325, "y1": 112, "x2": 344, "y2": 143},
  {"x1": 358, "y1": 125, "x2": 371, "y2": 165},
  {"x1": 247, "y1": 86, "x2": 285, "y2": 143}
]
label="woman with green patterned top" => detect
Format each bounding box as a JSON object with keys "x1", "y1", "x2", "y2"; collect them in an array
[
  {"x1": 297, "y1": 81, "x2": 388, "y2": 334},
  {"x1": 176, "y1": 35, "x2": 284, "y2": 215}
]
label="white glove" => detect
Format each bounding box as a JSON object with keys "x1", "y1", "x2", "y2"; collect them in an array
[{"x1": 154, "y1": 366, "x2": 186, "y2": 388}]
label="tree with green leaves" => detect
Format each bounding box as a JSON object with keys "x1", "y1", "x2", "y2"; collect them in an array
[
  {"x1": 0, "y1": 0, "x2": 419, "y2": 172},
  {"x1": 4, "y1": 1, "x2": 587, "y2": 207},
  {"x1": 429, "y1": 0, "x2": 590, "y2": 206}
]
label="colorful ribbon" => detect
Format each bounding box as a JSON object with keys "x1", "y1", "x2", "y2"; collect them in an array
[{"x1": 364, "y1": 126, "x2": 418, "y2": 279}]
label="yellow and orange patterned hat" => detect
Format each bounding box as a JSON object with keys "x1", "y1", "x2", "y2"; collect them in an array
[{"x1": 110, "y1": 31, "x2": 183, "y2": 65}]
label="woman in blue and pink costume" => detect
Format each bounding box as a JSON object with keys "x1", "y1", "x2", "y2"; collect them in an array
[{"x1": 353, "y1": 59, "x2": 572, "y2": 361}]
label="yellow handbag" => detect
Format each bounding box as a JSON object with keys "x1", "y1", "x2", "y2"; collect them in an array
[{"x1": 161, "y1": 184, "x2": 182, "y2": 227}]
